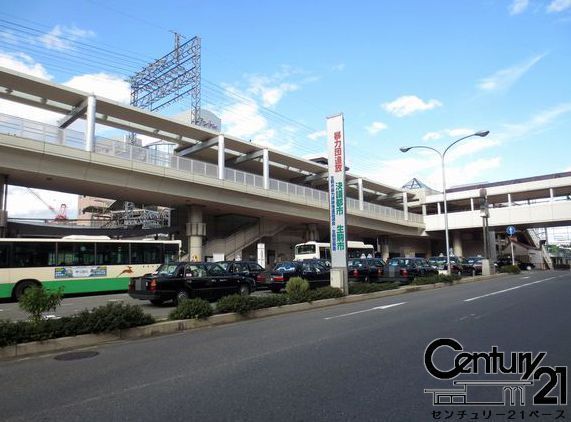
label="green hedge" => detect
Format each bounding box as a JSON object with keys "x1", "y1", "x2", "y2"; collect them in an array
[
  {"x1": 348, "y1": 282, "x2": 400, "y2": 295},
  {"x1": 412, "y1": 274, "x2": 461, "y2": 285},
  {"x1": 499, "y1": 265, "x2": 521, "y2": 274},
  {"x1": 215, "y1": 286, "x2": 345, "y2": 315},
  {"x1": 0, "y1": 303, "x2": 154, "y2": 347},
  {"x1": 168, "y1": 298, "x2": 213, "y2": 320}
]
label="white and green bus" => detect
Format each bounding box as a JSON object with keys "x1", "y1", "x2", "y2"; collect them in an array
[{"x1": 0, "y1": 236, "x2": 181, "y2": 300}]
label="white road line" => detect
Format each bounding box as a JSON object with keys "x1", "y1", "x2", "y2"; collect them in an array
[
  {"x1": 464, "y1": 276, "x2": 559, "y2": 302},
  {"x1": 324, "y1": 302, "x2": 406, "y2": 320},
  {"x1": 521, "y1": 276, "x2": 530, "y2": 279}
]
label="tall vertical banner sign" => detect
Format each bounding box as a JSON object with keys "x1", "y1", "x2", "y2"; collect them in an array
[{"x1": 326, "y1": 114, "x2": 348, "y2": 269}]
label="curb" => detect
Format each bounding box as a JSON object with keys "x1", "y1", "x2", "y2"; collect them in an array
[{"x1": 0, "y1": 273, "x2": 508, "y2": 360}]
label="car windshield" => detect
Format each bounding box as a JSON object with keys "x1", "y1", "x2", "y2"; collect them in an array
[
  {"x1": 217, "y1": 262, "x2": 230, "y2": 270},
  {"x1": 154, "y1": 263, "x2": 179, "y2": 276},
  {"x1": 348, "y1": 259, "x2": 365, "y2": 267},
  {"x1": 272, "y1": 262, "x2": 297, "y2": 272},
  {"x1": 468, "y1": 257, "x2": 482, "y2": 264}
]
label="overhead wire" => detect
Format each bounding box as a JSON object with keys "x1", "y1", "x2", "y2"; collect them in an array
[{"x1": 0, "y1": 15, "x2": 384, "y2": 161}]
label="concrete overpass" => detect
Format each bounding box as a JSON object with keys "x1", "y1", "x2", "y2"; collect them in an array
[{"x1": 0, "y1": 67, "x2": 427, "y2": 262}]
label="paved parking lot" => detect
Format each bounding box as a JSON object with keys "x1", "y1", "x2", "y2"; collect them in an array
[{"x1": 0, "y1": 289, "x2": 271, "y2": 322}]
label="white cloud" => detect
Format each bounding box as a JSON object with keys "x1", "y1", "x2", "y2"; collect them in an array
[
  {"x1": 246, "y1": 69, "x2": 302, "y2": 108},
  {"x1": 422, "y1": 128, "x2": 475, "y2": 141},
  {"x1": 497, "y1": 102, "x2": 571, "y2": 141},
  {"x1": 331, "y1": 63, "x2": 346, "y2": 71},
  {"x1": 64, "y1": 73, "x2": 131, "y2": 103},
  {"x1": 39, "y1": 25, "x2": 95, "y2": 51},
  {"x1": 0, "y1": 52, "x2": 52, "y2": 80},
  {"x1": 510, "y1": 0, "x2": 530, "y2": 15},
  {"x1": 382, "y1": 95, "x2": 442, "y2": 117},
  {"x1": 365, "y1": 121, "x2": 388, "y2": 135},
  {"x1": 478, "y1": 54, "x2": 545, "y2": 92},
  {"x1": 547, "y1": 0, "x2": 571, "y2": 12},
  {"x1": 307, "y1": 130, "x2": 326, "y2": 140}
]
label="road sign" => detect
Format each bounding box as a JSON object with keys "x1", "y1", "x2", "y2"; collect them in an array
[{"x1": 506, "y1": 226, "x2": 516, "y2": 236}]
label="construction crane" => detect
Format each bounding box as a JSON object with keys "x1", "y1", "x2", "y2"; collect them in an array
[{"x1": 26, "y1": 188, "x2": 68, "y2": 220}]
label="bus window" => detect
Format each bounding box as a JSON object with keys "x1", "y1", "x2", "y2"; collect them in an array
[
  {"x1": 57, "y1": 243, "x2": 95, "y2": 266},
  {"x1": 96, "y1": 243, "x2": 129, "y2": 265},
  {"x1": 130, "y1": 243, "x2": 163, "y2": 264},
  {"x1": 164, "y1": 243, "x2": 179, "y2": 263},
  {"x1": 0, "y1": 243, "x2": 10, "y2": 268},
  {"x1": 13, "y1": 242, "x2": 56, "y2": 267},
  {"x1": 76, "y1": 243, "x2": 95, "y2": 265},
  {"x1": 319, "y1": 247, "x2": 331, "y2": 260}
]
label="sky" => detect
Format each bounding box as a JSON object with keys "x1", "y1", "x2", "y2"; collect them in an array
[{"x1": 1, "y1": 0, "x2": 570, "y2": 219}]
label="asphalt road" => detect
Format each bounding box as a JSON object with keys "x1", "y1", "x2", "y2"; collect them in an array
[{"x1": 1, "y1": 270, "x2": 569, "y2": 421}]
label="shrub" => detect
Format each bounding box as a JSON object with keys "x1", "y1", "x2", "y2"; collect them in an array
[
  {"x1": 0, "y1": 303, "x2": 154, "y2": 347},
  {"x1": 499, "y1": 265, "x2": 521, "y2": 274},
  {"x1": 71, "y1": 302, "x2": 155, "y2": 334},
  {"x1": 285, "y1": 277, "x2": 310, "y2": 303},
  {"x1": 216, "y1": 294, "x2": 253, "y2": 315},
  {"x1": 249, "y1": 294, "x2": 289, "y2": 310},
  {"x1": 306, "y1": 286, "x2": 345, "y2": 301},
  {"x1": 169, "y1": 298, "x2": 213, "y2": 320},
  {"x1": 18, "y1": 286, "x2": 63, "y2": 323},
  {"x1": 349, "y1": 282, "x2": 400, "y2": 295},
  {"x1": 412, "y1": 274, "x2": 461, "y2": 285}
]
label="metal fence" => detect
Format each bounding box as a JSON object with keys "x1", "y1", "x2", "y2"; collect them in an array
[{"x1": 0, "y1": 112, "x2": 423, "y2": 224}]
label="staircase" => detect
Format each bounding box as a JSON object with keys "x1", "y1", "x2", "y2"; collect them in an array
[
  {"x1": 526, "y1": 228, "x2": 554, "y2": 270},
  {"x1": 205, "y1": 218, "x2": 288, "y2": 260},
  {"x1": 541, "y1": 245, "x2": 554, "y2": 270}
]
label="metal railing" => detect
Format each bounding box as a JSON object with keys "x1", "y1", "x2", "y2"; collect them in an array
[{"x1": 0, "y1": 112, "x2": 423, "y2": 224}]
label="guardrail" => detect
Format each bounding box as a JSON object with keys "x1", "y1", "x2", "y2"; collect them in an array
[{"x1": 0, "y1": 113, "x2": 423, "y2": 225}]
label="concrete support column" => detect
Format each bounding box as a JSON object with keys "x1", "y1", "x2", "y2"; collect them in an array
[
  {"x1": 186, "y1": 205, "x2": 206, "y2": 261},
  {"x1": 85, "y1": 95, "x2": 96, "y2": 152},
  {"x1": 470, "y1": 198, "x2": 474, "y2": 211},
  {"x1": 263, "y1": 149, "x2": 269, "y2": 190},
  {"x1": 437, "y1": 202, "x2": 441, "y2": 214},
  {"x1": 403, "y1": 192, "x2": 408, "y2": 221},
  {"x1": 358, "y1": 178, "x2": 364, "y2": 211},
  {"x1": 217, "y1": 134, "x2": 225, "y2": 180},
  {"x1": 305, "y1": 223, "x2": 319, "y2": 241},
  {"x1": 422, "y1": 204, "x2": 427, "y2": 216},
  {"x1": 550, "y1": 188, "x2": 554, "y2": 202},
  {"x1": 379, "y1": 236, "x2": 390, "y2": 261},
  {"x1": 453, "y1": 231, "x2": 463, "y2": 257},
  {"x1": 508, "y1": 193, "x2": 512, "y2": 207}
]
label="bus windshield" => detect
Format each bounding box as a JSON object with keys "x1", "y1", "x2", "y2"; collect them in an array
[{"x1": 295, "y1": 245, "x2": 316, "y2": 255}]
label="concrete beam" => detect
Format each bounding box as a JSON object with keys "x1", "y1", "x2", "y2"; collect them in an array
[
  {"x1": 177, "y1": 137, "x2": 218, "y2": 157},
  {"x1": 58, "y1": 98, "x2": 88, "y2": 129},
  {"x1": 226, "y1": 149, "x2": 264, "y2": 166}
]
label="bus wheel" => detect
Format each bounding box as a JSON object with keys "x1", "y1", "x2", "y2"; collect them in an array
[{"x1": 13, "y1": 280, "x2": 41, "y2": 301}]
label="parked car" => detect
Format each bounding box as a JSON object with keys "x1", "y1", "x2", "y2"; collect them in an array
[
  {"x1": 495, "y1": 257, "x2": 535, "y2": 271},
  {"x1": 128, "y1": 262, "x2": 255, "y2": 305},
  {"x1": 461, "y1": 257, "x2": 484, "y2": 276},
  {"x1": 347, "y1": 258, "x2": 385, "y2": 282},
  {"x1": 269, "y1": 260, "x2": 330, "y2": 293},
  {"x1": 385, "y1": 257, "x2": 438, "y2": 284},
  {"x1": 428, "y1": 256, "x2": 463, "y2": 275},
  {"x1": 216, "y1": 260, "x2": 270, "y2": 288}
]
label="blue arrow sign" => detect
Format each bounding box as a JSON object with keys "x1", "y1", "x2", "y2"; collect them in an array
[{"x1": 506, "y1": 225, "x2": 517, "y2": 236}]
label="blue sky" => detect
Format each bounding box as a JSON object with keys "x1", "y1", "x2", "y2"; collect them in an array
[{"x1": 1, "y1": 0, "x2": 571, "y2": 217}]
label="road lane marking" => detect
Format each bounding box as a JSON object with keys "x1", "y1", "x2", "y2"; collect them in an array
[
  {"x1": 521, "y1": 276, "x2": 530, "y2": 279},
  {"x1": 464, "y1": 276, "x2": 558, "y2": 302},
  {"x1": 324, "y1": 302, "x2": 406, "y2": 320}
]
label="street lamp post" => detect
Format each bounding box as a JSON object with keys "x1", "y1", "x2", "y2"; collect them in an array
[{"x1": 400, "y1": 131, "x2": 490, "y2": 275}]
